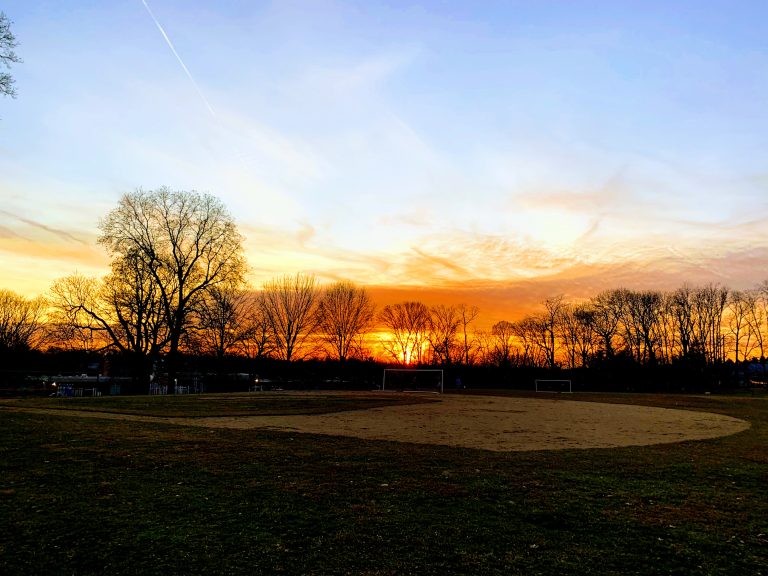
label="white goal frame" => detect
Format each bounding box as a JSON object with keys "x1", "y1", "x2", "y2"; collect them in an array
[
  {"x1": 535, "y1": 379, "x2": 572, "y2": 393},
  {"x1": 382, "y1": 369, "x2": 444, "y2": 393}
]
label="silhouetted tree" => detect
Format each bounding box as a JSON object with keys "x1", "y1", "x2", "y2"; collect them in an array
[
  {"x1": 743, "y1": 288, "x2": 766, "y2": 361},
  {"x1": 260, "y1": 273, "x2": 319, "y2": 361},
  {"x1": 590, "y1": 290, "x2": 623, "y2": 359},
  {"x1": 50, "y1": 254, "x2": 169, "y2": 382},
  {"x1": 670, "y1": 285, "x2": 697, "y2": 360},
  {"x1": 628, "y1": 290, "x2": 665, "y2": 363},
  {"x1": 237, "y1": 292, "x2": 275, "y2": 361},
  {"x1": 98, "y1": 188, "x2": 245, "y2": 381},
  {"x1": 379, "y1": 301, "x2": 430, "y2": 364},
  {"x1": 490, "y1": 320, "x2": 516, "y2": 367},
  {"x1": 693, "y1": 284, "x2": 728, "y2": 363},
  {"x1": 317, "y1": 281, "x2": 375, "y2": 362},
  {"x1": 189, "y1": 283, "x2": 252, "y2": 361},
  {"x1": 427, "y1": 304, "x2": 460, "y2": 365},
  {"x1": 542, "y1": 296, "x2": 565, "y2": 368},
  {"x1": 511, "y1": 316, "x2": 545, "y2": 367},
  {"x1": 559, "y1": 303, "x2": 598, "y2": 368},
  {"x1": 0, "y1": 289, "x2": 45, "y2": 354},
  {"x1": 727, "y1": 290, "x2": 751, "y2": 363},
  {"x1": 457, "y1": 303, "x2": 480, "y2": 365}
]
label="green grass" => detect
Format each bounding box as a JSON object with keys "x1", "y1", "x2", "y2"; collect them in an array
[{"x1": 0, "y1": 391, "x2": 766, "y2": 575}]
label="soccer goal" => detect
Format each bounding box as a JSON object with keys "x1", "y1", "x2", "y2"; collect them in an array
[
  {"x1": 535, "y1": 379, "x2": 572, "y2": 393},
  {"x1": 382, "y1": 369, "x2": 444, "y2": 393}
]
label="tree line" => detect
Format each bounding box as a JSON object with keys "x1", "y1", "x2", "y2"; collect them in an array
[
  {"x1": 480, "y1": 286, "x2": 768, "y2": 370},
  {"x1": 2, "y1": 188, "x2": 768, "y2": 388}
]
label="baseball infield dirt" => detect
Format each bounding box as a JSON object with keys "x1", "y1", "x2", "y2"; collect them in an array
[{"x1": 5, "y1": 393, "x2": 749, "y2": 452}]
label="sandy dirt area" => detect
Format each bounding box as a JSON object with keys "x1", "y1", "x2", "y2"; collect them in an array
[{"x1": 3, "y1": 393, "x2": 750, "y2": 452}]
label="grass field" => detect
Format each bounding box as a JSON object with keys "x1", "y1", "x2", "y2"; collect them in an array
[
  {"x1": 0, "y1": 392, "x2": 436, "y2": 418},
  {"x1": 0, "y1": 391, "x2": 766, "y2": 575}
]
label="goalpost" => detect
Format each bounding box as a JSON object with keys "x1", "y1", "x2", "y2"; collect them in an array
[
  {"x1": 535, "y1": 379, "x2": 573, "y2": 393},
  {"x1": 382, "y1": 369, "x2": 444, "y2": 393}
]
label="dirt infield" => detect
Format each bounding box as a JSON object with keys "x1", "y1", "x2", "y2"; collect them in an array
[
  {"x1": 5, "y1": 393, "x2": 749, "y2": 452},
  {"x1": 185, "y1": 394, "x2": 749, "y2": 451}
]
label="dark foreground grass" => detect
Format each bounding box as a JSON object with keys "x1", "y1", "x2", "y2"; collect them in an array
[
  {"x1": 0, "y1": 392, "x2": 435, "y2": 418},
  {"x1": 0, "y1": 392, "x2": 766, "y2": 575}
]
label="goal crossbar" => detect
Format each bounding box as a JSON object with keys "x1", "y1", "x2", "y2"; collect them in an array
[{"x1": 382, "y1": 369, "x2": 444, "y2": 393}]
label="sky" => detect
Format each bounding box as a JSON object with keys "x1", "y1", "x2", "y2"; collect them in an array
[{"x1": 2, "y1": 0, "x2": 768, "y2": 326}]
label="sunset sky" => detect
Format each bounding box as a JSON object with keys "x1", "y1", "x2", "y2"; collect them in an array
[{"x1": 2, "y1": 1, "x2": 767, "y2": 326}]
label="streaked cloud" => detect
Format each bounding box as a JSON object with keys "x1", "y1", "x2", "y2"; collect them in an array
[{"x1": 0, "y1": 209, "x2": 88, "y2": 245}]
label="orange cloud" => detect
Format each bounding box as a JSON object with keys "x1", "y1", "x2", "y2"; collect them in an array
[{"x1": 366, "y1": 245, "x2": 768, "y2": 330}]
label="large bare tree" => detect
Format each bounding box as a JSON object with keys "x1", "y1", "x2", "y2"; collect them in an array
[
  {"x1": 0, "y1": 289, "x2": 46, "y2": 354},
  {"x1": 316, "y1": 281, "x2": 375, "y2": 362},
  {"x1": 98, "y1": 188, "x2": 245, "y2": 380},
  {"x1": 260, "y1": 273, "x2": 319, "y2": 361}
]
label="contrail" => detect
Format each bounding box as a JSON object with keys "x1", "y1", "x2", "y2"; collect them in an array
[
  {"x1": 140, "y1": 0, "x2": 216, "y2": 117},
  {"x1": 0, "y1": 209, "x2": 86, "y2": 244}
]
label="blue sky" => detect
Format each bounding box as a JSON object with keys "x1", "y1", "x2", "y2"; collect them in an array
[{"x1": 2, "y1": 1, "x2": 767, "y2": 318}]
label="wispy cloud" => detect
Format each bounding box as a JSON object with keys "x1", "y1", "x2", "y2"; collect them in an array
[
  {"x1": 0, "y1": 209, "x2": 87, "y2": 245},
  {"x1": 366, "y1": 244, "x2": 768, "y2": 329}
]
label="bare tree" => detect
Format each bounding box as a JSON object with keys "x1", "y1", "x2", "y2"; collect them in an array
[
  {"x1": 0, "y1": 289, "x2": 46, "y2": 353},
  {"x1": 378, "y1": 301, "x2": 430, "y2": 364},
  {"x1": 542, "y1": 296, "x2": 565, "y2": 368},
  {"x1": 557, "y1": 305, "x2": 580, "y2": 369},
  {"x1": 457, "y1": 304, "x2": 480, "y2": 365},
  {"x1": 48, "y1": 275, "x2": 110, "y2": 352},
  {"x1": 692, "y1": 284, "x2": 728, "y2": 363},
  {"x1": 670, "y1": 285, "x2": 696, "y2": 360},
  {"x1": 427, "y1": 304, "x2": 460, "y2": 365},
  {"x1": 50, "y1": 256, "x2": 169, "y2": 381},
  {"x1": 0, "y1": 12, "x2": 21, "y2": 98},
  {"x1": 590, "y1": 290, "x2": 623, "y2": 359},
  {"x1": 189, "y1": 283, "x2": 252, "y2": 361},
  {"x1": 655, "y1": 293, "x2": 677, "y2": 363},
  {"x1": 490, "y1": 320, "x2": 516, "y2": 366},
  {"x1": 508, "y1": 316, "x2": 550, "y2": 367},
  {"x1": 260, "y1": 273, "x2": 319, "y2": 361},
  {"x1": 98, "y1": 188, "x2": 245, "y2": 380},
  {"x1": 472, "y1": 330, "x2": 494, "y2": 366},
  {"x1": 316, "y1": 281, "x2": 375, "y2": 362},
  {"x1": 559, "y1": 303, "x2": 598, "y2": 369},
  {"x1": 727, "y1": 290, "x2": 751, "y2": 363},
  {"x1": 622, "y1": 290, "x2": 664, "y2": 364},
  {"x1": 237, "y1": 292, "x2": 275, "y2": 361},
  {"x1": 744, "y1": 288, "x2": 766, "y2": 361},
  {"x1": 507, "y1": 320, "x2": 527, "y2": 366},
  {"x1": 104, "y1": 253, "x2": 168, "y2": 356}
]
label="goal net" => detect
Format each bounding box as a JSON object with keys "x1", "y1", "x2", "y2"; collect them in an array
[
  {"x1": 382, "y1": 369, "x2": 444, "y2": 393},
  {"x1": 535, "y1": 379, "x2": 572, "y2": 393}
]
